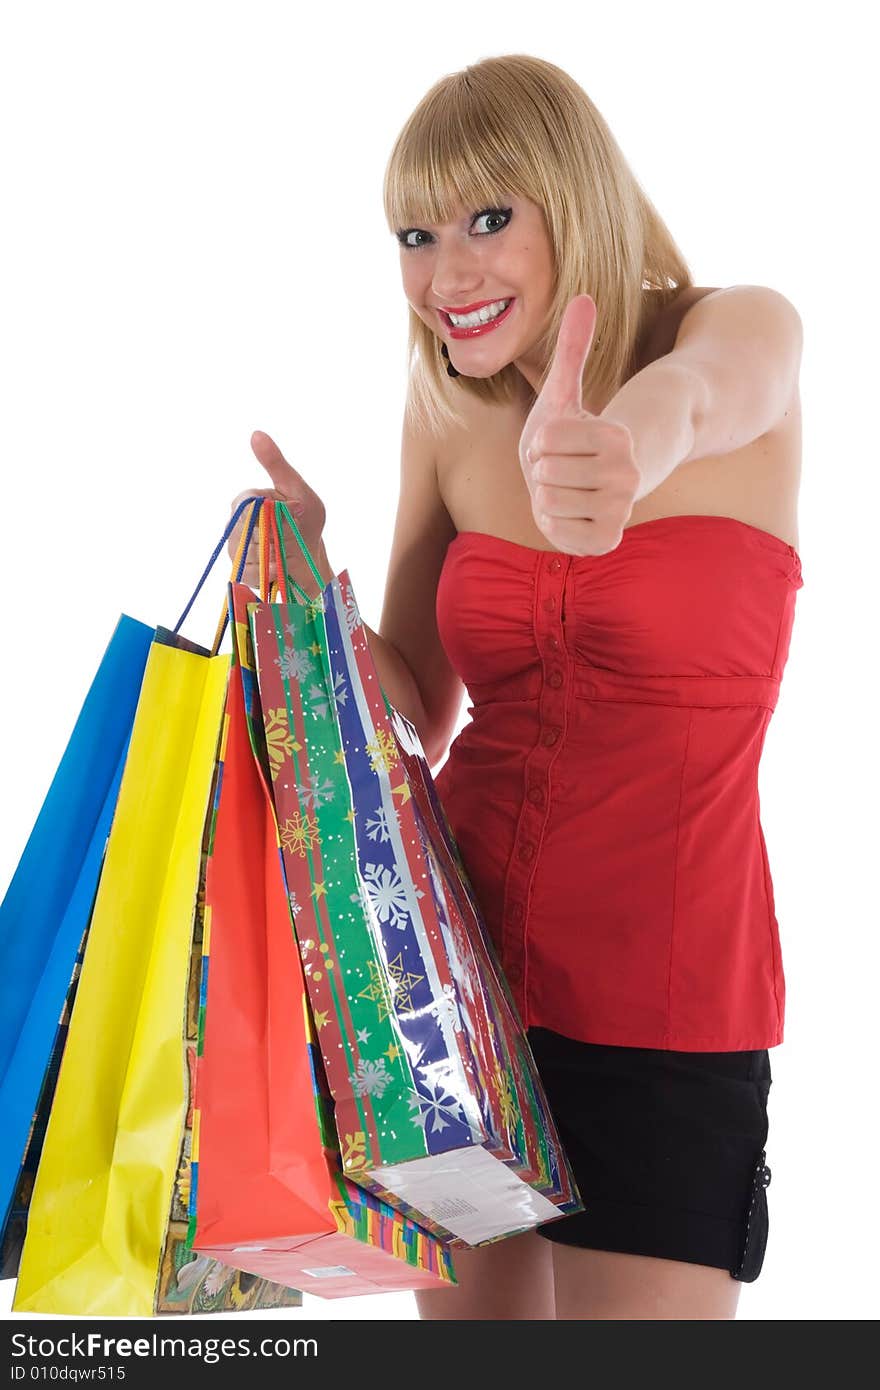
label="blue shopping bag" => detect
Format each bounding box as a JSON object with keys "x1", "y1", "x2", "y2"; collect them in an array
[
  {"x1": 0, "y1": 614, "x2": 155, "y2": 1232},
  {"x1": 0, "y1": 914, "x2": 90, "y2": 1277}
]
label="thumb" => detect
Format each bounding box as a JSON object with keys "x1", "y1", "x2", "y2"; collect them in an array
[
  {"x1": 250, "y1": 429, "x2": 307, "y2": 500},
  {"x1": 536, "y1": 294, "x2": 598, "y2": 415}
]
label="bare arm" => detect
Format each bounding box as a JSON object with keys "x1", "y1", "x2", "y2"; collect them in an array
[{"x1": 323, "y1": 412, "x2": 463, "y2": 766}]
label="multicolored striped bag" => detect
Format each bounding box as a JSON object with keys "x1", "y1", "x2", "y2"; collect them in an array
[{"x1": 247, "y1": 502, "x2": 581, "y2": 1247}]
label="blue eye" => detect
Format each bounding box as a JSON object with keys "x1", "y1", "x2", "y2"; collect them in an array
[
  {"x1": 396, "y1": 206, "x2": 513, "y2": 250},
  {"x1": 397, "y1": 228, "x2": 431, "y2": 250},
  {"x1": 472, "y1": 208, "x2": 512, "y2": 236}
]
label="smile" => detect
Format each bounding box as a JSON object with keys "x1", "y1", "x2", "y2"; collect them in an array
[{"x1": 440, "y1": 298, "x2": 516, "y2": 338}]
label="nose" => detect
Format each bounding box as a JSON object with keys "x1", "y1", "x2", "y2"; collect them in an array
[{"x1": 430, "y1": 241, "x2": 482, "y2": 307}]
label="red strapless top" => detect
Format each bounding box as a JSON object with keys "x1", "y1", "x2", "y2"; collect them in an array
[{"x1": 433, "y1": 514, "x2": 804, "y2": 1051}]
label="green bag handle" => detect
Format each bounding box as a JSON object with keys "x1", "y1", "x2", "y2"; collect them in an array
[{"x1": 266, "y1": 501, "x2": 329, "y2": 607}]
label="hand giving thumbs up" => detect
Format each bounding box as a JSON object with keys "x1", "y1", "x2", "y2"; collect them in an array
[{"x1": 518, "y1": 295, "x2": 642, "y2": 556}]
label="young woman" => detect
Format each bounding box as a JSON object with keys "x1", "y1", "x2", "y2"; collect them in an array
[{"x1": 230, "y1": 54, "x2": 804, "y2": 1320}]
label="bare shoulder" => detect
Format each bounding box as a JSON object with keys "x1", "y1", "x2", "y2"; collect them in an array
[
  {"x1": 392, "y1": 403, "x2": 460, "y2": 571},
  {"x1": 668, "y1": 282, "x2": 802, "y2": 448},
  {"x1": 633, "y1": 284, "x2": 802, "y2": 551},
  {"x1": 639, "y1": 285, "x2": 723, "y2": 368}
]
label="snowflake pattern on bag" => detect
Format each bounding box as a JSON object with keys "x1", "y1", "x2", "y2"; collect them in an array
[
  {"x1": 361, "y1": 861, "x2": 411, "y2": 931},
  {"x1": 342, "y1": 583, "x2": 362, "y2": 635},
  {"x1": 411, "y1": 1061, "x2": 466, "y2": 1135},
  {"x1": 319, "y1": 581, "x2": 483, "y2": 1156},
  {"x1": 306, "y1": 669, "x2": 349, "y2": 720},
  {"x1": 364, "y1": 804, "x2": 401, "y2": 844},
  {"x1": 349, "y1": 1058, "x2": 393, "y2": 1099},
  {"x1": 275, "y1": 644, "x2": 315, "y2": 682},
  {"x1": 294, "y1": 773, "x2": 336, "y2": 810}
]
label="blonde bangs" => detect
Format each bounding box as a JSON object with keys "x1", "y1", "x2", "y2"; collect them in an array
[{"x1": 383, "y1": 84, "x2": 538, "y2": 235}]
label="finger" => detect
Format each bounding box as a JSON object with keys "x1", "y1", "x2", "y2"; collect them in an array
[
  {"x1": 537, "y1": 513, "x2": 621, "y2": 557},
  {"x1": 529, "y1": 416, "x2": 614, "y2": 465},
  {"x1": 530, "y1": 453, "x2": 607, "y2": 490},
  {"x1": 533, "y1": 479, "x2": 602, "y2": 520},
  {"x1": 230, "y1": 485, "x2": 276, "y2": 511},
  {"x1": 239, "y1": 558, "x2": 275, "y2": 586},
  {"x1": 250, "y1": 429, "x2": 308, "y2": 499},
  {"x1": 536, "y1": 295, "x2": 598, "y2": 415},
  {"x1": 229, "y1": 487, "x2": 300, "y2": 531},
  {"x1": 228, "y1": 491, "x2": 275, "y2": 554},
  {"x1": 226, "y1": 494, "x2": 268, "y2": 564},
  {"x1": 227, "y1": 531, "x2": 261, "y2": 568}
]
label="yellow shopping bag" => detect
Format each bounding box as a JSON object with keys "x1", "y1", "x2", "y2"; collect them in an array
[{"x1": 13, "y1": 502, "x2": 302, "y2": 1316}]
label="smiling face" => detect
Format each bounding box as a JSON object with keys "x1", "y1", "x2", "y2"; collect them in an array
[{"x1": 396, "y1": 193, "x2": 557, "y2": 394}]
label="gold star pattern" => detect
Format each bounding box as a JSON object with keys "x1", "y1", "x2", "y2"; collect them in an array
[
  {"x1": 309, "y1": 640, "x2": 321, "y2": 656},
  {"x1": 342, "y1": 1131, "x2": 367, "y2": 1171},
  {"x1": 311, "y1": 881, "x2": 327, "y2": 899},
  {"x1": 357, "y1": 960, "x2": 395, "y2": 1023},
  {"x1": 229, "y1": 1277, "x2": 248, "y2": 1309},
  {"x1": 384, "y1": 1042, "x2": 401, "y2": 1064},
  {"x1": 344, "y1": 808, "x2": 356, "y2": 823},
  {"x1": 494, "y1": 1064, "x2": 518, "y2": 1135},
  {"x1": 333, "y1": 748, "x2": 346, "y2": 765},
  {"x1": 356, "y1": 957, "x2": 425, "y2": 1023},
  {"x1": 365, "y1": 727, "x2": 399, "y2": 777},
  {"x1": 390, "y1": 780, "x2": 411, "y2": 804},
  {"x1": 386, "y1": 952, "x2": 424, "y2": 1014},
  {"x1": 264, "y1": 709, "x2": 302, "y2": 782},
  {"x1": 279, "y1": 810, "x2": 321, "y2": 857},
  {"x1": 313, "y1": 1010, "x2": 329, "y2": 1030}
]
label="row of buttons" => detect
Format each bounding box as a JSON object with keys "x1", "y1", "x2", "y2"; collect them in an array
[{"x1": 500, "y1": 552, "x2": 570, "y2": 1004}]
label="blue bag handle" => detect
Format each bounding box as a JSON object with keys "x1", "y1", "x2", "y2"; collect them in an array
[{"x1": 172, "y1": 496, "x2": 263, "y2": 652}]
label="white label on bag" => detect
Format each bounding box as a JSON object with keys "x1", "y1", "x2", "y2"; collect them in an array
[
  {"x1": 370, "y1": 1144, "x2": 561, "y2": 1244},
  {"x1": 425, "y1": 1195, "x2": 480, "y2": 1221},
  {"x1": 301, "y1": 1265, "x2": 357, "y2": 1279}
]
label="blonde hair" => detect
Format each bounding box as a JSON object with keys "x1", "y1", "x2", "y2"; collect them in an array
[{"x1": 383, "y1": 54, "x2": 694, "y2": 438}]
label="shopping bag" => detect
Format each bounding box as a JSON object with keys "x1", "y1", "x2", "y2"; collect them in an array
[
  {"x1": 13, "y1": 505, "x2": 303, "y2": 1316},
  {"x1": 382, "y1": 701, "x2": 582, "y2": 1225},
  {"x1": 1, "y1": 918, "x2": 91, "y2": 1279},
  {"x1": 188, "y1": 581, "x2": 455, "y2": 1295},
  {"x1": 0, "y1": 615, "x2": 154, "y2": 1233},
  {"x1": 248, "y1": 503, "x2": 581, "y2": 1246}
]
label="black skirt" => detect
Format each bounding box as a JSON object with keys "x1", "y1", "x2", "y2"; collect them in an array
[{"x1": 529, "y1": 1027, "x2": 773, "y2": 1283}]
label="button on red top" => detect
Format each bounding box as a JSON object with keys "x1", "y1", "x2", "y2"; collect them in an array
[{"x1": 433, "y1": 519, "x2": 804, "y2": 1050}]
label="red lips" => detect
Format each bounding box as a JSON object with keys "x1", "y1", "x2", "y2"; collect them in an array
[
  {"x1": 442, "y1": 298, "x2": 515, "y2": 340},
  {"x1": 440, "y1": 297, "x2": 509, "y2": 314}
]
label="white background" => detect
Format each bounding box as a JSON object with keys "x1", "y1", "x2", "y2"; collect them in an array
[{"x1": 1, "y1": 0, "x2": 876, "y2": 1322}]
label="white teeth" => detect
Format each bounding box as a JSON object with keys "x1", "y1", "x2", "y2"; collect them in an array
[{"x1": 447, "y1": 298, "x2": 510, "y2": 327}]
